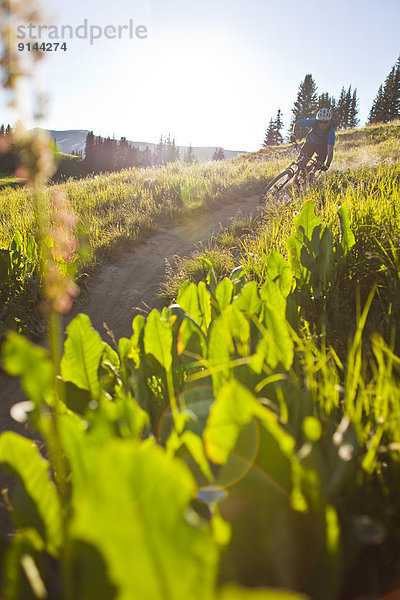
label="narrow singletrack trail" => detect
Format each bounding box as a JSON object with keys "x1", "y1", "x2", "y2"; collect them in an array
[
  {"x1": 66, "y1": 194, "x2": 261, "y2": 340},
  {"x1": 0, "y1": 192, "x2": 261, "y2": 534},
  {"x1": 0, "y1": 193, "x2": 261, "y2": 432}
]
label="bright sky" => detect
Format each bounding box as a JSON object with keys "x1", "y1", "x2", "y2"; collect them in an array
[{"x1": 1, "y1": 0, "x2": 399, "y2": 151}]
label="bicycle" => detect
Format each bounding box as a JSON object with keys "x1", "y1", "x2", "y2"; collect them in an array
[{"x1": 259, "y1": 136, "x2": 327, "y2": 204}]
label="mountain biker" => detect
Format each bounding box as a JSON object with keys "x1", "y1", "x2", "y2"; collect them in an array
[{"x1": 290, "y1": 108, "x2": 335, "y2": 171}]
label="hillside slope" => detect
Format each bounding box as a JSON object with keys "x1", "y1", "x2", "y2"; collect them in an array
[{"x1": 36, "y1": 128, "x2": 249, "y2": 162}]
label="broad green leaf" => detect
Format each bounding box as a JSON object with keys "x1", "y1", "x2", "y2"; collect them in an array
[
  {"x1": 0, "y1": 432, "x2": 62, "y2": 557},
  {"x1": 197, "y1": 257, "x2": 217, "y2": 294},
  {"x1": 204, "y1": 381, "x2": 283, "y2": 464},
  {"x1": 337, "y1": 204, "x2": 355, "y2": 255},
  {"x1": 224, "y1": 305, "x2": 250, "y2": 357},
  {"x1": 293, "y1": 201, "x2": 322, "y2": 241},
  {"x1": 215, "y1": 278, "x2": 233, "y2": 311},
  {"x1": 316, "y1": 226, "x2": 333, "y2": 288},
  {"x1": 70, "y1": 439, "x2": 218, "y2": 600},
  {"x1": 198, "y1": 281, "x2": 212, "y2": 332},
  {"x1": 218, "y1": 585, "x2": 310, "y2": 599},
  {"x1": 178, "y1": 317, "x2": 207, "y2": 357},
  {"x1": 233, "y1": 281, "x2": 261, "y2": 315},
  {"x1": 128, "y1": 313, "x2": 146, "y2": 368},
  {"x1": 144, "y1": 309, "x2": 172, "y2": 371},
  {"x1": 260, "y1": 278, "x2": 286, "y2": 319},
  {"x1": 265, "y1": 250, "x2": 293, "y2": 297},
  {"x1": 2, "y1": 333, "x2": 53, "y2": 406},
  {"x1": 168, "y1": 429, "x2": 213, "y2": 480},
  {"x1": 229, "y1": 266, "x2": 244, "y2": 281},
  {"x1": 61, "y1": 314, "x2": 104, "y2": 398},
  {"x1": 177, "y1": 282, "x2": 202, "y2": 324},
  {"x1": 263, "y1": 306, "x2": 294, "y2": 370},
  {"x1": 208, "y1": 317, "x2": 232, "y2": 390},
  {"x1": 287, "y1": 233, "x2": 305, "y2": 283},
  {"x1": 26, "y1": 234, "x2": 38, "y2": 268}
]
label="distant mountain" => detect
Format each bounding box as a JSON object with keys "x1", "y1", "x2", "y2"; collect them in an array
[{"x1": 41, "y1": 129, "x2": 248, "y2": 162}]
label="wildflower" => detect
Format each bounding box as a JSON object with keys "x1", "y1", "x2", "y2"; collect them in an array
[{"x1": 42, "y1": 190, "x2": 80, "y2": 314}]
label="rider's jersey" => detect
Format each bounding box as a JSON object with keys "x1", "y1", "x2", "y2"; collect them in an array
[{"x1": 298, "y1": 119, "x2": 336, "y2": 146}]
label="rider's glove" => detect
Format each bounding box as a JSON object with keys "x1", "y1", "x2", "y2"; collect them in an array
[{"x1": 290, "y1": 134, "x2": 296, "y2": 143}]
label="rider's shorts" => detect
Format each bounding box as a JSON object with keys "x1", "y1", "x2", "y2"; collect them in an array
[{"x1": 301, "y1": 142, "x2": 327, "y2": 164}]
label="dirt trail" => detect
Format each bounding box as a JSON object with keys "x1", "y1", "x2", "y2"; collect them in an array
[
  {"x1": 0, "y1": 194, "x2": 261, "y2": 429},
  {"x1": 65, "y1": 194, "x2": 262, "y2": 340},
  {"x1": 0, "y1": 193, "x2": 261, "y2": 535}
]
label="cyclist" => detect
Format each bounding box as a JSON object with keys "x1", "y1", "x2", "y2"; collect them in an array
[{"x1": 291, "y1": 108, "x2": 335, "y2": 171}]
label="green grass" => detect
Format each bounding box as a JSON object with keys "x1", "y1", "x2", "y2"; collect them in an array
[
  {"x1": 162, "y1": 132, "x2": 400, "y2": 355},
  {"x1": 0, "y1": 159, "x2": 276, "y2": 269},
  {"x1": 0, "y1": 173, "x2": 25, "y2": 189},
  {"x1": 1, "y1": 120, "x2": 399, "y2": 268},
  {"x1": 3, "y1": 121, "x2": 400, "y2": 598}
]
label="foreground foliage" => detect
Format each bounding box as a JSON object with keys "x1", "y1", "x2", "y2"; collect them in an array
[{"x1": 1, "y1": 200, "x2": 400, "y2": 599}]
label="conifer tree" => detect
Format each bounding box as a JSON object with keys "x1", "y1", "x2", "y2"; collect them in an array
[
  {"x1": 84, "y1": 131, "x2": 95, "y2": 169},
  {"x1": 154, "y1": 135, "x2": 164, "y2": 165},
  {"x1": 318, "y1": 92, "x2": 335, "y2": 110},
  {"x1": 335, "y1": 87, "x2": 347, "y2": 129},
  {"x1": 369, "y1": 56, "x2": 400, "y2": 123},
  {"x1": 349, "y1": 88, "x2": 360, "y2": 128},
  {"x1": 291, "y1": 74, "x2": 318, "y2": 138},
  {"x1": 184, "y1": 143, "x2": 197, "y2": 164},
  {"x1": 212, "y1": 148, "x2": 225, "y2": 160},
  {"x1": 143, "y1": 146, "x2": 153, "y2": 166},
  {"x1": 263, "y1": 109, "x2": 284, "y2": 146},
  {"x1": 263, "y1": 118, "x2": 276, "y2": 147},
  {"x1": 275, "y1": 109, "x2": 284, "y2": 144}
]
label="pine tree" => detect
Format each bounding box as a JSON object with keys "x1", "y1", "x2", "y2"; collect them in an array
[
  {"x1": 349, "y1": 88, "x2": 360, "y2": 128},
  {"x1": 84, "y1": 131, "x2": 95, "y2": 170},
  {"x1": 154, "y1": 135, "x2": 164, "y2": 165},
  {"x1": 171, "y1": 138, "x2": 179, "y2": 162},
  {"x1": 275, "y1": 109, "x2": 284, "y2": 144},
  {"x1": 369, "y1": 56, "x2": 400, "y2": 123},
  {"x1": 212, "y1": 148, "x2": 225, "y2": 161},
  {"x1": 335, "y1": 87, "x2": 347, "y2": 129},
  {"x1": 291, "y1": 74, "x2": 318, "y2": 138},
  {"x1": 263, "y1": 118, "x2": 276, "y2": 147},
  {"x1": 369, "y1": 85, "x2": 384, "y2": 123},
  {"x1": 317, "y1": 92, "x2": 335, "y2": 111},
  {"x1": 184, "y1": 143, "x2": 197, "y2": 164},
  {"x1": 263, "y1": 109, "x2": 284, "y2": 146},
  {"x1": 384, "y1": 58, "x2": 400, "y2": 121},
  {"x1": 334, "y1": 86, "x2": 358, "y2": 130},
  {"x1": 143, "y1": 146, "x2": 153, "y2": 167}
]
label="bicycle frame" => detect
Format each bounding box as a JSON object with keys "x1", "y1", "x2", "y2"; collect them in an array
[
  {"x1": 290, "y1": 140, "x2": 323, "y2": 178},
  {"x1": 260, "y1": 139, "x2": 326, "y2": 203}
]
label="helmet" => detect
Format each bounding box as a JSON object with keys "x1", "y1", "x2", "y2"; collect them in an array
[{"x1": 316, "y1": 108, "x2": 332, "y2": 121}]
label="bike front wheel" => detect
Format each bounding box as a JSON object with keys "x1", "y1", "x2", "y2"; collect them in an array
[{"x1": 261, "y1": 167, "x2": 296, "y2": 200}]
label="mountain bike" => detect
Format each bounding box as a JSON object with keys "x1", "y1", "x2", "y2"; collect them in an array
[{"x1": 260, "y1": 137, "x2": 327, "y2": 204}]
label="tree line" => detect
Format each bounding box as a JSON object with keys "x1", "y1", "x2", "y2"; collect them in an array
[
  {"x1": 368, "y1": 56, "x2": 400, "y2": 124},
  {"x1": 263, "y1": 74, "x2": 360, "y2": 146},
  {"x1": 0, "y1": 126, "x2": 226, "y2": 178},
  {"x1": 264, "y1": 56, "x2": 400, "y2": 146},
  {"x1": 0, "y1": 125, "x2": 19, "y2": 173}
]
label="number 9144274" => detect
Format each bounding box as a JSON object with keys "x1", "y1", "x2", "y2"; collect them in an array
[{"x1": 18, "y1": 42, "x2": 67, "y2": 51}]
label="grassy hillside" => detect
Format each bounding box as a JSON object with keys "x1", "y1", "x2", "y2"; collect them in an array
[
  {"x1": 2, "y1": 121, "x2": 400, "y2": 598},
  {"x1": 1, "y1": 121, "x2": 399, "y2": 261}
]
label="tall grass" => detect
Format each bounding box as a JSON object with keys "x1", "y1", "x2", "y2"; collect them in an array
[{"x1": 1, "y1": 121, "x2": 399, "y2": 270}]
